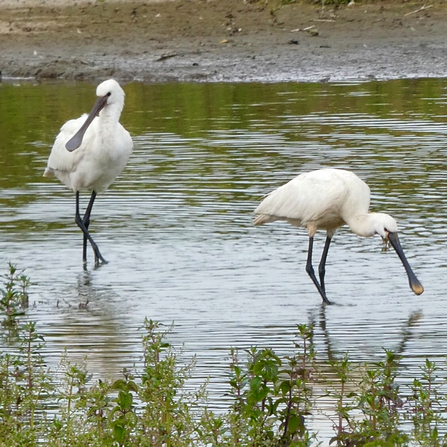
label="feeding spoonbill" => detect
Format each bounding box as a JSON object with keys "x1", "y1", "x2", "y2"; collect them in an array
[
  {"x1": 44, "y1": 79, "x2": 133, "y2": 266},
  {"x1": 254, "y1": 168, "x2": 424, "y2": 305}
]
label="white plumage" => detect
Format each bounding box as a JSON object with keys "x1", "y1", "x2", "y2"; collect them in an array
[
  {"x1": 254, "y1": 168, "x2": 423, "y2": 304},
  {"x1": 44, "y1": 79, "x2": 133, "y2": 265}
]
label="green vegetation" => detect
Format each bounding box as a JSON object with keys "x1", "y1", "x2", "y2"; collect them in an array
[
  {"x1": 0, "y1": 263, "x2": 29, "y2": 328},
  {"x1": 1, "y1": 265, "x2": 447, "y2": 446}
]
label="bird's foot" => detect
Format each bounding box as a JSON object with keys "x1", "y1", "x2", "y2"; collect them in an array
[
  {"x1": 82, "y1": 256, "x2": 107, "y2": 270},
  {"x1": 94, "y1": 255, "x2": 108, "y2": 267},
  {"x1": 321, "y1": 292, "x2": 332, "y2": 305}
]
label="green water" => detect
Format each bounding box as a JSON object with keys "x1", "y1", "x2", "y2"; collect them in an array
[{"x1": 1, "y1": 78, "x2": 446, "y2": 196}]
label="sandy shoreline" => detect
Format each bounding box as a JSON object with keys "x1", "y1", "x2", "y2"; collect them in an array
[{"x1": 1, "y1": 0, "x2": 447, "y2": 83}]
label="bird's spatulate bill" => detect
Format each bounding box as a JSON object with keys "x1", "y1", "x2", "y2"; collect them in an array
[
  {"x1": 65, "y1": 95, "x2": 108, "y2": 152},
  {"x1": 388, "y1": 232, "x2": 424, "y2": 295}
]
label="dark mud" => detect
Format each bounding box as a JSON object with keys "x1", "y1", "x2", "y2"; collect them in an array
[{"x1": 1, "y1": 0, "x2": 447, "y2": 83}]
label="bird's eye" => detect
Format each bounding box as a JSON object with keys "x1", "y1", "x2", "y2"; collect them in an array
[{"x1": 106, "y1": 92, "x2": 111, "y2": 97}]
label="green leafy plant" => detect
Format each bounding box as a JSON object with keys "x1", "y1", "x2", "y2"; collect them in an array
[
  {"x1": 136, "y1": 319, "x2": 205, "y2": 447},
  {"x1": 110, "y1": 370, "x2": 138, "y2": 446},
  {"x1": 0, "y1": 263, "x2": 29, "y2": 328},
  {"x1": 407, "y1": 358, "x2": 447, "y2": 446},
  {"x1": 3, "y1": 266, "x2": 447, "y2": 445}
]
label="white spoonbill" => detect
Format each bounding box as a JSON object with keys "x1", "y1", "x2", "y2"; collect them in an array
[
  {"x1": 44, "y1": 79, "x2": 133, "y2": 266},
  {"x1": 254, "y1": 168, "x2": 424, "y2": 305}
]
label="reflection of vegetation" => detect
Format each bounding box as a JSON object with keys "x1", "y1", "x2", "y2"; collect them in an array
[
  {"x1": 1, "y1": 79, "x2": 447, "y2": 188},
  {"x1": 1, "y1": 79, "x2": 447, "y2": 237},
  {"x1": 2, "y1": 267, "x2": 447, "y2": 445}
]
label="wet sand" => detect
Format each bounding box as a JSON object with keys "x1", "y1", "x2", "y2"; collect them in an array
[{"x1": 1, "y1": 0, "x2": 447, "y2": 83}]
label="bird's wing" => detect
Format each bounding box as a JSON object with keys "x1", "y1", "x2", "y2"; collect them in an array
[
  {"x1": 255, "y1": 170, "x2": 349, "y2": 226},
  {"x1": 44, "y1": 115, "x2": 88, "y2": 175}
]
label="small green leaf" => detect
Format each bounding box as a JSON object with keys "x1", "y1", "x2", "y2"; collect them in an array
[
  {"x1": 117, "y1": 390, "x2": 133, "y2": 411},
  {"x1": 113, "y1": 423, "x2": 125, "y2": 443},
  {"x1": 111, "y1": 379, "x2": 128, "y2": 391}
]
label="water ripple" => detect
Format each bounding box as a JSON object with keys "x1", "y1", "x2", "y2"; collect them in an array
[{"x1": 1, "y1": 79, "x2": 447, "y2": 442}]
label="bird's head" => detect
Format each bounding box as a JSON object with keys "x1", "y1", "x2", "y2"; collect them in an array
[
  {"x1": 66, "y1": 79, "x2": 125, "y2": 152},
  {"x1": 370, "y1": 212, "x2": 398, "y2": 240},
  {"x1": 96, "y1": 79, "x2": 125, "y2": 108},
  {"x1": 370, "y1": 212, "x2": 424, "y2": 296}
]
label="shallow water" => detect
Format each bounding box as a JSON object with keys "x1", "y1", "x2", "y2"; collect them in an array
[{"x1": 1, "y1": 78, "x2": 447, "y2": 440}]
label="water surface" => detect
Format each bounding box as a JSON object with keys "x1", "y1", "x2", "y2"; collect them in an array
[{"x1": 1, "y1": 78, "x2": 447, "y2": 440}]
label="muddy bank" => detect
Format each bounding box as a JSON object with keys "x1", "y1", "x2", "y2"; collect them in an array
[{"x1": 1, "y1": 0, "x2": 447, "y2": 83}]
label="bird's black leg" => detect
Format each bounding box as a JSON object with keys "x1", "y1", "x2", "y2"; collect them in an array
[
  {"x1": 305, "y1": 236, "x2": 332, "y2": 305},
  {"x1": 75, "y1": 191, "x2": 107, "y2": 266},
  {"x1": 82, "y1": 191, "x2": 97, "y2": 263},
  {"x1": 318, "y1": 235, "x2": 332, "y2": 294}
]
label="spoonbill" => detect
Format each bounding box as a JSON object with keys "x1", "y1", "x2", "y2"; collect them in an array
[
  {"x1": 44, "y1": 79, "x2": 133, "y2": 266},
  {"x1": 254, "y1": 168, "x2": 424, "y2": 304}
]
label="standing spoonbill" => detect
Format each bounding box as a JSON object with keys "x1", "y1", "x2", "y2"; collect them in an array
[
  {"x1": 254, "y1": 168, "x2": 424, "y2": 305},
  {"x1": 44, "y1": 79, "x2": 133, "y2": 266}
]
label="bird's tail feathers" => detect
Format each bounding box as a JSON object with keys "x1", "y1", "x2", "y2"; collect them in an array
[
  {"x1": 43, "y1": 167, "x2": 55, "y2": 178},
  {"x1": 253, "y1": 214, "x2": 277, "y2": 226}
]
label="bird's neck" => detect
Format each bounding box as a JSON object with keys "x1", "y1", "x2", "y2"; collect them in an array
[
  {"x1": 346, "y1": 214, "x2": 377, "y2": 238},
  {"x1": 99, "y1": 103, "x2": 122, "y2": 125}
]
